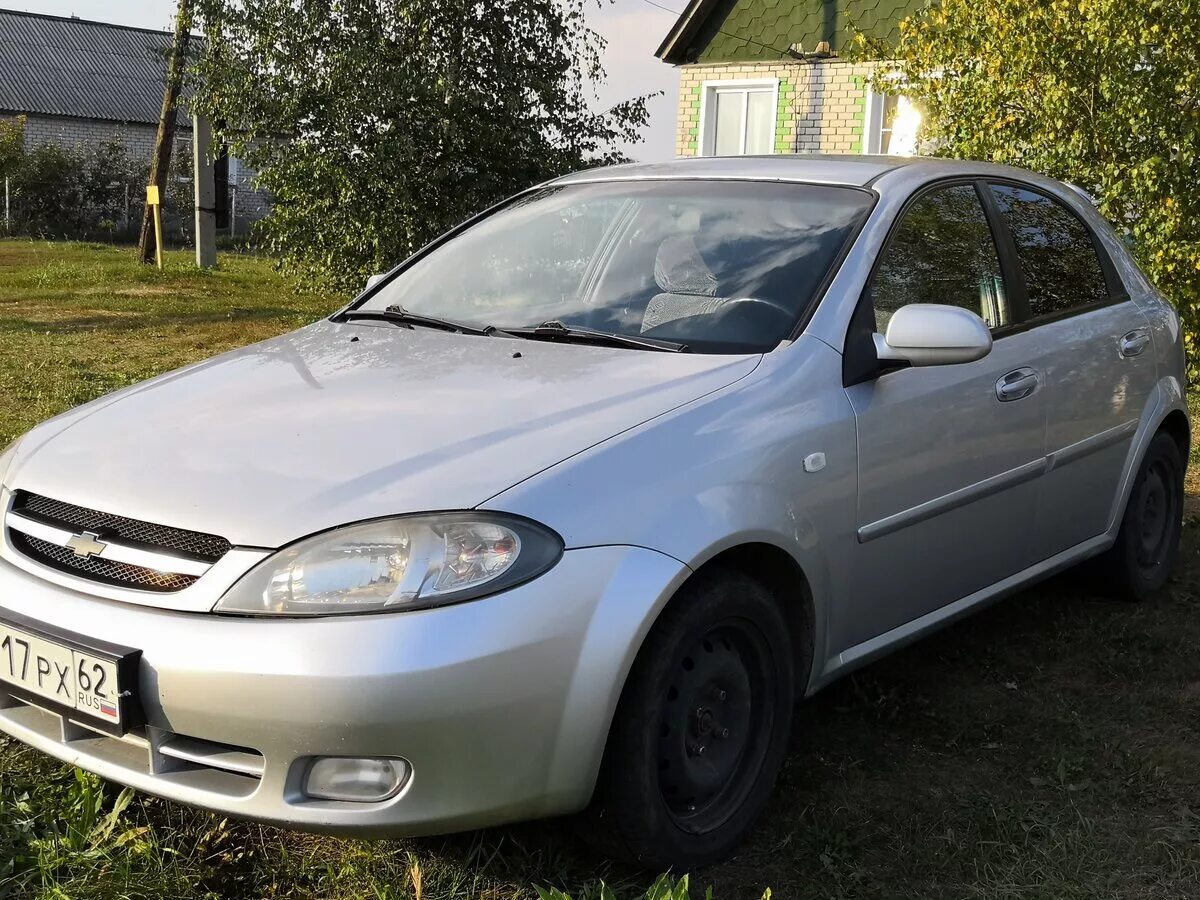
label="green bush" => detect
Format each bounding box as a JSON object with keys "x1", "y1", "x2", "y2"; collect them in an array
[{"x1": 0, "y1": 116, "x2": 195, "y2": 246}]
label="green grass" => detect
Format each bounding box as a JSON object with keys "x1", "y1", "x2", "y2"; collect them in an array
[
  {"x1": 0, "y1": 240, "x2": 341, "y2": 446},
  {"x1": 3, "y1": 238, "x2": 1200, "y2": 898}
]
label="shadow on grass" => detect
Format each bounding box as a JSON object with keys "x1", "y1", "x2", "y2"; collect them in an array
[{"x1": 403, "y1": 538, "x2": 1200, "y2": 897}]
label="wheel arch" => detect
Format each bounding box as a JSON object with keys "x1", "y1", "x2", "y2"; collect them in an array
[
  {"x1": 1159, "y1": 407, "x2": 1191, "y2": 465},
  {"x1": 1109, "y1": 386, "x2": 1190, "y2": 536},
  {"x1": 608, "y1": 540, "x2": 818, "y2": 729},
  {"x1": 582, "y1": 540, "x2": 816, "y2": 815},
  {"x1": 687, "y1": 543, "x2": 817, "y2": 698}
]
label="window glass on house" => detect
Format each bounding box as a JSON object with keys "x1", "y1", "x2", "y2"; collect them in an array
[
  {"x1": 713, "y1": 91, "x2": 743, "y2": 156},
  {"x1": 743, "y1": 90, "x2": 775, "y2": 154},
  {"x1": 864, "y1": 92, "x2": 921, "y2": 156},
  {"x1": 703, "y1": 82, "x2": 776, "y2": 156},
  {"x1": 987, "y1": 184, "x2": 1111, "y2": 318},
  {"x1": 868, "y1": 183, "x2": 1009, "y2": 332}
]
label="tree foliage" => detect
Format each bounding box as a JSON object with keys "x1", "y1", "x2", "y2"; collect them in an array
[
  {"x1": 857, "y1": 0, "x2": 1200, "y2": 361},
  {"x1": 0, "y1": 115, "x2": 23, "y2": 179},
  {"x1": 191, "y1": 0, "x2": 652, "y2": 290}
]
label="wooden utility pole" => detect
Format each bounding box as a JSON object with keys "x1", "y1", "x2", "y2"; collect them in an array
[{"x1": 138, "y1": 0, "x2": 195, "y2": 264}]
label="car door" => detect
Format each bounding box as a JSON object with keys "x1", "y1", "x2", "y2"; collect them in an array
[
  {"x1": 834, "y1": 181, "x2": 1048, "y2": 652},
  {"x1": 984, "y1": 182, "x2": 1157, "y2": 557}
]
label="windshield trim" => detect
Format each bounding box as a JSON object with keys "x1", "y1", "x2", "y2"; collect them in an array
[{"x1": 332, "y1": 178, "x2": 880, "y2": 352}]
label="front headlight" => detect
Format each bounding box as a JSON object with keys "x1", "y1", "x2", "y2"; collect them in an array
[{"x1": 215, "y1": 513, "x2": 563, "y2": 617}]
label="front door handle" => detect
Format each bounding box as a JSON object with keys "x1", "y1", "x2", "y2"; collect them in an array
[
  {"x1": 997, "y1": 367, "x2": 1039, "y2": 402},
  {"x1": 1120, "y1": 329, "x2": 1151, "y2": 358}
]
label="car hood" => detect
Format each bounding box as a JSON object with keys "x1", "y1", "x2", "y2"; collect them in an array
[{"x1": 7, "y1": 320, "x2": 760, "y2": 547}]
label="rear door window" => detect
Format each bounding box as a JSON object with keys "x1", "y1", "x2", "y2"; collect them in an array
[{"x1": 988, "y1": 184, "x2": 1112, "y2": 318}]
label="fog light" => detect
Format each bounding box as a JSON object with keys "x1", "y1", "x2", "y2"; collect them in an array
[{"x1": 304, "y1": 757, "x2": 410, "y2": 802}]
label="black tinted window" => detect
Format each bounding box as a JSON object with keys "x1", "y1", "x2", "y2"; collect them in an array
[
  {"x1": 989, "y1": 185, "x2": 1110, "y2": 318},
  {"x1": 869, "y1": 184, "x2": 1010, "y2": 332}
]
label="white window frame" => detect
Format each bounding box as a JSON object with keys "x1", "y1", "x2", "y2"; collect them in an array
[{"x1": 697, "y1": 78, "x2": 780, "y2": 157}]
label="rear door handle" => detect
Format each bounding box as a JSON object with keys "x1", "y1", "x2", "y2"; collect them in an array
[
  {"x1": 997, "y1": 367, "x2": 1039, "y2": 402},
  {"x1": 1120, "y1": 329, "x2": 1150, "y2": 358}
]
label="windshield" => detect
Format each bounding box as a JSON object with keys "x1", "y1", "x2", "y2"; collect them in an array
[{"x1": 361, "y1": 180, "x2": 873, "y2": 353}]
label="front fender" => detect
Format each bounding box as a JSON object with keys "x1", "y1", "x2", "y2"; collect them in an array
[{"x1": 484, "y1": 337, "x2": 858, "y2": 694}]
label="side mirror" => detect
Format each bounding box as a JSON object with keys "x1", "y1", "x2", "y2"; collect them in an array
[
  {"x1": 874, "y1": 304, "x2": 993, "y2": 367},
  {"x1": 365, "y1": 273, "x2": 386, "y2": 292}
]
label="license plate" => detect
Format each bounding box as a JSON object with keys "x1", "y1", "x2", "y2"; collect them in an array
[{"x1": 0, "y1": 618, "x2": 134, "y2": 730}]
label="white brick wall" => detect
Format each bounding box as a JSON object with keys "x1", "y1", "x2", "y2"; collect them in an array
[{"x1": 18, "y1": 114, "x2": 166, "y2": 159}]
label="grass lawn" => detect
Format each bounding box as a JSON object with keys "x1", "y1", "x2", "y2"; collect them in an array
[
  {"x1": 0, "y1": 240, "x2": 342, "y2": 447},
  {"x1": 3, "y1": 238, "x2": 1200, "y2": 898}
]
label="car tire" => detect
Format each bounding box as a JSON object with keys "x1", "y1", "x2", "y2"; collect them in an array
[
  {"x1": 1096, "y1": 430, "x2": 1184, "y2": 601},
  {"x1": 581, "y1": 568, "x2": 796, "y2": 869}
]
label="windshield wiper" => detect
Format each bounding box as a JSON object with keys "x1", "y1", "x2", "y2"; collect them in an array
[
  {"x1": 338, "y1": 305, "x2": 503, "y2": 337},
  {"x1": 504, "y1": 320, "x2": 689, "y2": 353}
]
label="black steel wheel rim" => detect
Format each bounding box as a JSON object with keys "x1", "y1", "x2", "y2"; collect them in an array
[
  {"x1": 1135, "y1": 457, "x2": 1176, "y2": 572},
  {"x1": 655, "y1": 617, "x2": 776, "y2": 835}
]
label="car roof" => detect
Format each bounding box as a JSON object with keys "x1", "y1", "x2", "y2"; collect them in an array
[{"x1": 550, "y1": 154, "x2": 1050, "y2": 190}]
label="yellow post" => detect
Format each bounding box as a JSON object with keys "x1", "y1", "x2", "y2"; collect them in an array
[{"x1": 146, "y1": 185, "x2": 163, "y2": 270}]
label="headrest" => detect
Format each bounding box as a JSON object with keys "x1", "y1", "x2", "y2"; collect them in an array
[{"x1": 654, "y1": 235, "x2": 718, "y2": 297}]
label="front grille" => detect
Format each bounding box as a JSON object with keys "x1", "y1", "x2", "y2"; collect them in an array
[
  {"x1": 11, "y1": 532, "x2": 198, "y2": 592},
  {"x1": 12, "y1": 491, "x2": 230, "y2": 562},
  {"x1": 6, "y1": 491, "x2": 230, "y2": 593}
]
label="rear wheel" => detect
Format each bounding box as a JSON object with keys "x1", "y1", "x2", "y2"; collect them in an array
[
  {"x1": 1096, "y1": 430, "x2": 1184, "y2": 601},
  {"x1": 582, "y1": 569, "x2": 796, "y2": 869}
]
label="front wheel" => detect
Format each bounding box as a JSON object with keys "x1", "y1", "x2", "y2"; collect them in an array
[
  {"x1": 581, "y1": 569, "x2": 796, "y2": 869},
  {"x1": 1097, "y1": 430, "x2": 1184, "y2": 601}
]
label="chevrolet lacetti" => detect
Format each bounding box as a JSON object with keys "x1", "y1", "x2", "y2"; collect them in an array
[{"x1": 0, "y1": 156, "x2": 1187, "y2": 868}]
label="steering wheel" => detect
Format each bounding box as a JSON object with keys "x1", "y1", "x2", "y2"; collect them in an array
[{"x1": 641, "y1": 297, "x2": 796, "y2": 344}]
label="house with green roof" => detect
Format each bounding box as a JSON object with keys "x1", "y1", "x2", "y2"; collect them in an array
[{"x1": 655, "y1": 0, "x2": 926, "y2": 158}]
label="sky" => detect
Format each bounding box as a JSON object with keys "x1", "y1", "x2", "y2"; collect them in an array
[{"x1": 16, "y1": 0, "x2": 681, "y2": 161}]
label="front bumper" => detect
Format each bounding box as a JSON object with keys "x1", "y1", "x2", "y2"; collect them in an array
[{"x1": 0, "y1": 544, "x2": 688, "y2": 835}]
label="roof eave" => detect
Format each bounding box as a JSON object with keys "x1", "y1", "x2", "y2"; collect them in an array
[
  {"x1": 654, "y1": 0, "x2": 722, "y2": 65},
  {"x1": 0, "y1": 107, "x2": 170, "y2": 127}
]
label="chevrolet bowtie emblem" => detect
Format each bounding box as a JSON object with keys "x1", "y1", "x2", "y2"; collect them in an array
[{"x1": 65, "y1": 531, "x2": 107, "y2": 559}]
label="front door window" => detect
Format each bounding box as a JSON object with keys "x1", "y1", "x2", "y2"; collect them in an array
[{"x1": 868, "y1": 183, "x2": 1010, "y2": 331}]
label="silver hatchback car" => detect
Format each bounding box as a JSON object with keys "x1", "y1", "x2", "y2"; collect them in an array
[{"x1": 0, "y1": 156, "x2": 1186, "y2": 868}]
